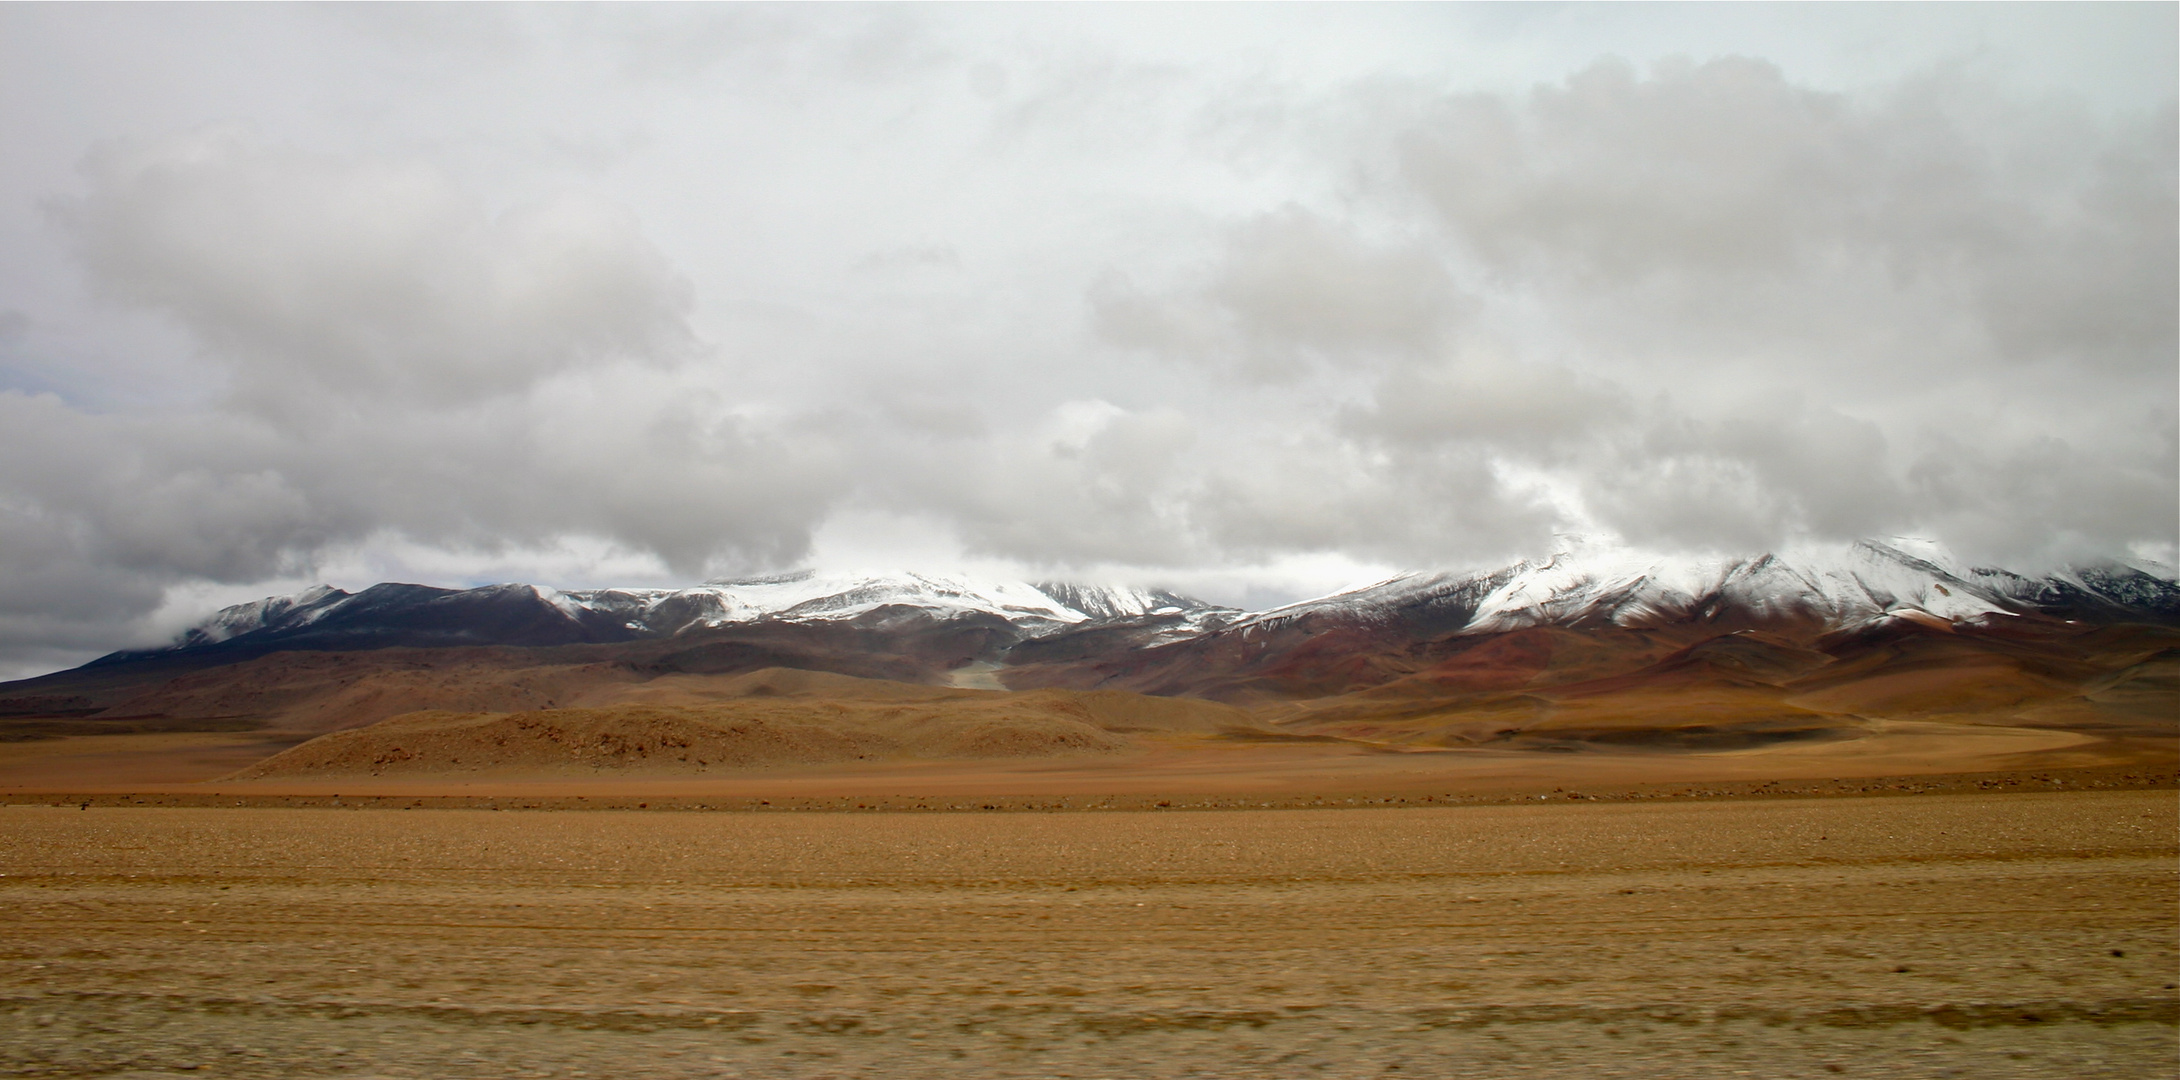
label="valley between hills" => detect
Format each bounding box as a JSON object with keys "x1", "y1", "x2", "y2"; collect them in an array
[
  {"x1": 0, "y1": 621, "x2": 2171, "y2": 804},
  {"x1": 0, "y1": 544, "x2": 2172, "y2": 801}
]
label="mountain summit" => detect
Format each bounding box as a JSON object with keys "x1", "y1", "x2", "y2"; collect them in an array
[
  {"x1": 107, "y1": 541, "x2": 2179, "y2": 674},
  {"x1": 1239, "y1": 539, "x2": 2179, "y2": 635},
  {"x1": 10, "y1": 539, "x2": 2172, "y2": 766},
  {"x1": 115, "y1": 571, "x2": 1230, "y2": 667}
]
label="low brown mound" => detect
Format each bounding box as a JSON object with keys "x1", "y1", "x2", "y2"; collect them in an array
[
  {"x1": 2007, "y1": 649, "x2": 2180, "y2": 737},
  {"x1": 224, "y1": 681, "x2": 1266, "y2": 779},
  {"x1": 93, "y1": 649, "x2": 641, "y2": 735},
  {"x1": 1783, "y1": 655, "x2": 2080, "y2": 719},
  {"x1": 21, "y1": 618, "x2": 2170, "y2": 790},
  {"x1": 1006, "y1": 687, "x2": 1259, "y2": 734},
  {"x1": 1264, "y1": 624, "x2": 2180, "y2": 754},
  {"x1": 580, "y1": 669, "x2": 1262, "y2": 732},
  {"x1": 592, "y1": 667, "x2": 980, "y2": 708}
]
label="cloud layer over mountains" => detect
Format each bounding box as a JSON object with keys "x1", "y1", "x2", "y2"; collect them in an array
[{"x1": 0, "y1": 6, "x2": 2172, "y2": 675}]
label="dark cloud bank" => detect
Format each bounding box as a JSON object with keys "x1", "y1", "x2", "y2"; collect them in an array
[{"x1": 0, "y1": 7, "x2": 2171, "y2": 676}]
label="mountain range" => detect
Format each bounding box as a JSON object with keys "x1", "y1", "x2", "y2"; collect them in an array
[
  {"x1": 2, "y1": 539, "x2": 2172, "y2": 777},
  {"x1": 90, "y1": 538, "x2": 2180, "y2": 672}
]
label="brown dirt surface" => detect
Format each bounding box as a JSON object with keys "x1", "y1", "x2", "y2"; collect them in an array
[
  {"x1": 0, "y1": 791, "x2": 2171, "y2": 1078},
  {"x1": 226, "y1": 700, "x2": 1129, "y2": 778},
  {"x1": 219, "y1": 671, "x2": 1266, "y2": 780},
  {"x1": 87, "y1": 649, "x2": 648, "y2": 735},
  {"x1": 1252, "y1": 623, "x2": 2180, "y2": 752},
  {"x1": 0, "y1": 622, "x2": 2169, "y2": 805},
  {"x1": 1, "y1": 708, "x2": 2171, "y2": 806}
]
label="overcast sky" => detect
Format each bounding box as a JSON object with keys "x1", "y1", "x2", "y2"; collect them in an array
[{"x1": 0, "y1": 3, "x2": 2173, "y2": 677}]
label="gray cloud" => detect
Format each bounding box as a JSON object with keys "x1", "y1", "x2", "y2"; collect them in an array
[
  {"x1": 1085, "y1": 53, "x2": 2175, "y2": 568},
  {"x1": 0, "y1": 7, "x2": 2170, "y2": 674},
  {"x1": 0, "y1": 125, "x2": 845, "y2": 672},
  {"x1": 1095, "y1": 206, "x2": 1463, "y2": 379},
  {"x1": 58, "y1": 127, "x2": 696, "y2": 409},
  {"x1": 860, "y1": 400, "x2": 1202, "y2": 568},
  {"x1": 1396, "y1": 58, "x2": 2177, "y2": 381}
]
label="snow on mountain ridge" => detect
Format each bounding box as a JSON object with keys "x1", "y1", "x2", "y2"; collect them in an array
[
  {"x1": 175, "y1": 584, "x2": 347, "y2": 647},
  {"x1": 161, "y1": 544, "x2": 2179, "y2": 655},
  {"x1": 1031, "y1": 582, "x2": 1203, "y2": 621},
  {"x1": 1232, "y1": 538, "x2": 2173, "y2": 634},
  {"x1": 161, "y1": 571, "x2": 1224, "y2": 653},
  {"x1": 557, "y1": 571, "x2": 1218, "y2": 635}
]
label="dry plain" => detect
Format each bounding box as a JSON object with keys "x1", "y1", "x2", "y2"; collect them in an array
[
  {"x1": 2, "y1": 790, "x2": 2174, "y2": 1080},
  {"x1": 1, "y1": 621, "x2": 2173, "y2": 1078}
]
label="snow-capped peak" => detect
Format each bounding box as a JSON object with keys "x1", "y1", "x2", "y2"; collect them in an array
[
  {"x1": 154, "y1": 542, "x2": 2177, "y2": 661},
  {"x1": 559, "y1": 570, "x2": 1219, "y2": 637},
  {"x1": 1233, "y1": 538, "x2": 2176, "y2": 635},
  {"x1": 175, "y1": 584, "x2": 348, "y2": 647}
]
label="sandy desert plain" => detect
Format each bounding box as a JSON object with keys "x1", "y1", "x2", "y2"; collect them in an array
[{"x1": 1, "y1": 620, "x2": 2176, "y2": 1080}]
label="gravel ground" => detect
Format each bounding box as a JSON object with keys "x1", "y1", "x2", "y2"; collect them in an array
[{"x1": 1, "y1": 791, "x2": 2173, "y2": 1078}]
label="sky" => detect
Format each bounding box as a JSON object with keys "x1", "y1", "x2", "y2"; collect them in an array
[{"x1": 0, "y1": 3, "x2": 2173, "y2": 678}]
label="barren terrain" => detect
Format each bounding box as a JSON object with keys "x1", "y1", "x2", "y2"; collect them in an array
[
  {"x1": 2, "y1": 792, "x2": 2173, "y2": 1079},
  {"x1": 0, "y1": 614, "x2": 2170, "y2": 1077},
  {"x1": 0, "y1": 615, "x2": 2168, "y2": 807}
]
